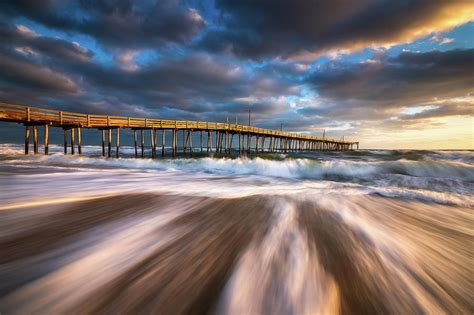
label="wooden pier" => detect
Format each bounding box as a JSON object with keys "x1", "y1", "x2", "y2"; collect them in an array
[{"x1": 0, "y1": 103, "x2": 359, "y2": 157}]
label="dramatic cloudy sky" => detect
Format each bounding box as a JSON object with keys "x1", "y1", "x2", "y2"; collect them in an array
[{"x1": 1, "y1": 0, "x2": 473, "y2": 149}]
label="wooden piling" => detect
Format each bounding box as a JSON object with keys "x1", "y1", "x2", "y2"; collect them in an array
[
  {"x1": 247, "y1": 134, "x2": 251, "y2": 154},
  {"x1": 101, "y1": 130, "x2": 105, "y2": 156},
  {"x1": 25, "y1": 125, "x2": 30, "y2": 155},
  {"x1": 134, "y1": 129, "x2": 138, "y2": 158},
  {"x1": 150, "y1": 129, "x2": 155, "y2": 159},
  {"x1": 107, "y1": 129, "x2": 112, "y2": 158},
  {"x1": 141, "y1": 129, "x2": 144, "y2": 158},
  {"x1": 189, "y1": 130, "x2": 193, "y2": 155},
  {"x1": 71, "y1": 128, "x2": 75, "y2": 155},
  {"x1": 207, "y1": 131, "x2": 211, "y2": 152},
  {"x1": 77, "y1": 128, "x2": 82, "y2": 154},
  {"x1": 238, "y1": 133, "x2": 241, "y2": 154},
  {"x1": 162, "y1": 129, "x2": 165, "y2": 157},
  {"x1": 172, "y1": 129, "x2": 176, "y2": 157},
  {"x1": 116, "y1": 128, "x2": 120, "y2": 158},
  {"x1": 224, "y1": 131, "x2": 227, "y2": 153},
  {"x1": 183, "y1": 130, "x2": 189, "y2": 154},
  {"x1": 33, "y1": 126, "x2": 38, "y2": 154},
  {"x1": 200, "y1": 130, "x2": 203, "y2": 152},
  {"x1": 220, "y1": 131, "x2": 224, "y2": 153},
  {"x1": 153, "y1": 129, "x2": 157, "y2": 157},
  {"x1": 182, "y1": 130, "x2": 186, "y2": 154},
  {"x1": 220, "y1": 132, "x2": 224, "y2": 153},
  {"x1": 64, "y1": 129, "x2": 68, "y2": 154},
  {"x1": 44, "y1": 125, "x2": 48, "y2": 155}
]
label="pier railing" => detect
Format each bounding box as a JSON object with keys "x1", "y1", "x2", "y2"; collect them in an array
[
  {"x1": 0, "y1": 102, "x2": 359, "y2": 156},
  {"x1": 0, "y1": 103, "x2": 356, "y2": 144}
]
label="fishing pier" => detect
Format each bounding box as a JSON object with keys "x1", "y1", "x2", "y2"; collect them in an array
[{"x1": 0, "y1": 103, "x2": 358, "y2": 157}]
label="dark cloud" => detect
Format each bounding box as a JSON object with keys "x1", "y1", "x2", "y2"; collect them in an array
[
  {"x1": 199, "y1": 0, "x2": 473, "y2": 60},
  {"x1": 288, "y1": 48, "x2": 474, "y2": 134},
  {"x1": 0, "y1": 23, "x2": 94, "y2": 63},
  {"x1": 0, "y1": 27, "x2": 298, "y2": 119},
  {"x1": 308, "y1": 49, "x2": 474, "y2": 105},
  {"x1": 0, "y1": 52, "x2": 80, "y2": 95},
  {"x1": 0, "y1": 0, "x2": 472, "y2": 146},
  {"x1": 1, "y1": 0, "x2": 206, "y2": 48},
  {"x1": 74, "y1": 53, "x2": 298, "y2": 111}
]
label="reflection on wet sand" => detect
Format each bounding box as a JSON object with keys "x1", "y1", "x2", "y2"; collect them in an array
[{"x1": 1, "y1": 193, "x2": 472, "y2": 314}]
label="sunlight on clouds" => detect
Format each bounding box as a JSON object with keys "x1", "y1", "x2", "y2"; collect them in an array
[
  {"x1": 401, "y1": 105, "x2": 439, "y2": 116},
  {"x1": 15, "y1": 24, "x2": 37, "y2": 37},
  {"x1": 116, "y1": 50, "x2": 141, "y2": 72},
  {"x1": 290, "y1": 3, "x2": 474, "y2": 62}
]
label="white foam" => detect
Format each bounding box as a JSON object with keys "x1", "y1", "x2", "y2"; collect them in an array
[{"x1": 1, "y1": 144, "x2": 472, "y2": 208}]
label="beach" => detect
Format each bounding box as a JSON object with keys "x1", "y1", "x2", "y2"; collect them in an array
[{"x1": 0, "y1": 145, "x2": 472, "y2": 314}]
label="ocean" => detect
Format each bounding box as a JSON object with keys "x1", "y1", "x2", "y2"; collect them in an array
[{"x1": 0, "y1": 144, "x2": 472, "y2": 314}]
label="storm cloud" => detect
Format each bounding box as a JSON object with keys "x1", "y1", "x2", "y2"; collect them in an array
[
  {"x1": 301, "y1": 49, "x2": 474, "y2": 124},
  {"x1": 1, "y1": 0, "x2": 207, "y2": 49},
  {"x1": 309, "y1": 49, "x2": 474, "y2": 104},
  {"x1": 0, "y1": 0, "x2": 473, "y2": 147},
  {"x1": 199, "y1": 0, "x2": 474, "y2": 60}
]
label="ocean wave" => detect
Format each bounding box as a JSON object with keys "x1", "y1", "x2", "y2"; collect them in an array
[
  {"x1": 1, "y1": 144, "x2": 472, "y2": 207},
  {"x1": 2, "y1": 152, "x2": 472, "y2": 182}
]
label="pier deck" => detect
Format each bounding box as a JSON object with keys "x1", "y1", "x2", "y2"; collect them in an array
[{"x1": 0, "y1": 103, "x2": 359, "y2": 157}]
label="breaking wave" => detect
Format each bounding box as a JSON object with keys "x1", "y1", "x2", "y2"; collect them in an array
[{"x1": 0, "y1": 144, "x2": 473, "y2": 314}]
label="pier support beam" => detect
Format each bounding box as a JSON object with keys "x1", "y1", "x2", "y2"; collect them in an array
[
  {"x1": 107, "y1": 129, "x2": 112, "y2": 158},
  {"x1": 64, "y1": 129, "x2": 67, "y2": 154},
  {"x1": 154, "y1": 129, "x2": 157, "y2": 157},
  {"x1": 255, "y1": 135, "x2": 259, "y2": 153},
  {"x1": 116, "y1": 128, "x2": 120, "y2": 158},
  {"x1": 151, "y1": 129, "x2": 157, "y2": 158},
  {"x1": 162, "y1": 129, "x2": 165, "y2": 157},
  {"x1": 24, "y1": 125, "x2": 30, "y2": 155},
  {"x1": 183, "y1": 130, "x2": 189, "y2": 154},
  {"x1": 247, "y1": 134, "x2": 251, "y2": 154},
  {"x1": 239, "y1": 133, "x2": 243, "y2": 154},
  {"x1": 33, "y1": 126, "x2": 38, "y2": 154},
  {"x1": 141, "y1": 129, "x2": 145, "y2": 158},
  {"x1": 101, "y1": 130, "x2": 105, "y2": 156},
  {"x1": 189, "y1": 130, "x2": 193, "y2": 155},
  {"x1": 224, "y1": 131, "x2": 227, "y2": 153},
  {"x1": 77, "y1": 128, "x2": 81, "y2": 154},
  {"x1": 150, "y1": 129, "x2": 155, "y2": 159},
  {"x1": 71, "y1": 128, "x2": 75, "y2": 155},
  {"x1": 172, "y1": 129, "x2": 176, "y2": 157},
  {"x1": 182, "y1": 130, "x2": 186, "y2": 154},
  {"x1": 133, "y1": 130, "x2": 138, "y2": 158},
  {"x1": 200, "y1": 131, "x2": 203, "y2": 152},
  {"x1": 219, "y1": 132, "x2": 224, "y2": 153},
  {"x1": 44, "y1": 125, "x2": 48, "y2": 155},
  {"x1": 207, "y1": 131, "x2": 211, "y2": 153}
]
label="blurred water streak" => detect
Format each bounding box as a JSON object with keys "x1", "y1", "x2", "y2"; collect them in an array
[{"x1": 0, "y1": 147, "x2": 472, "y2": 314}]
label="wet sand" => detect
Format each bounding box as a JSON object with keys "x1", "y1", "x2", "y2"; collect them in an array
[{"x1": 0, "y1": 193, "x2": 472, "y2": 314}]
